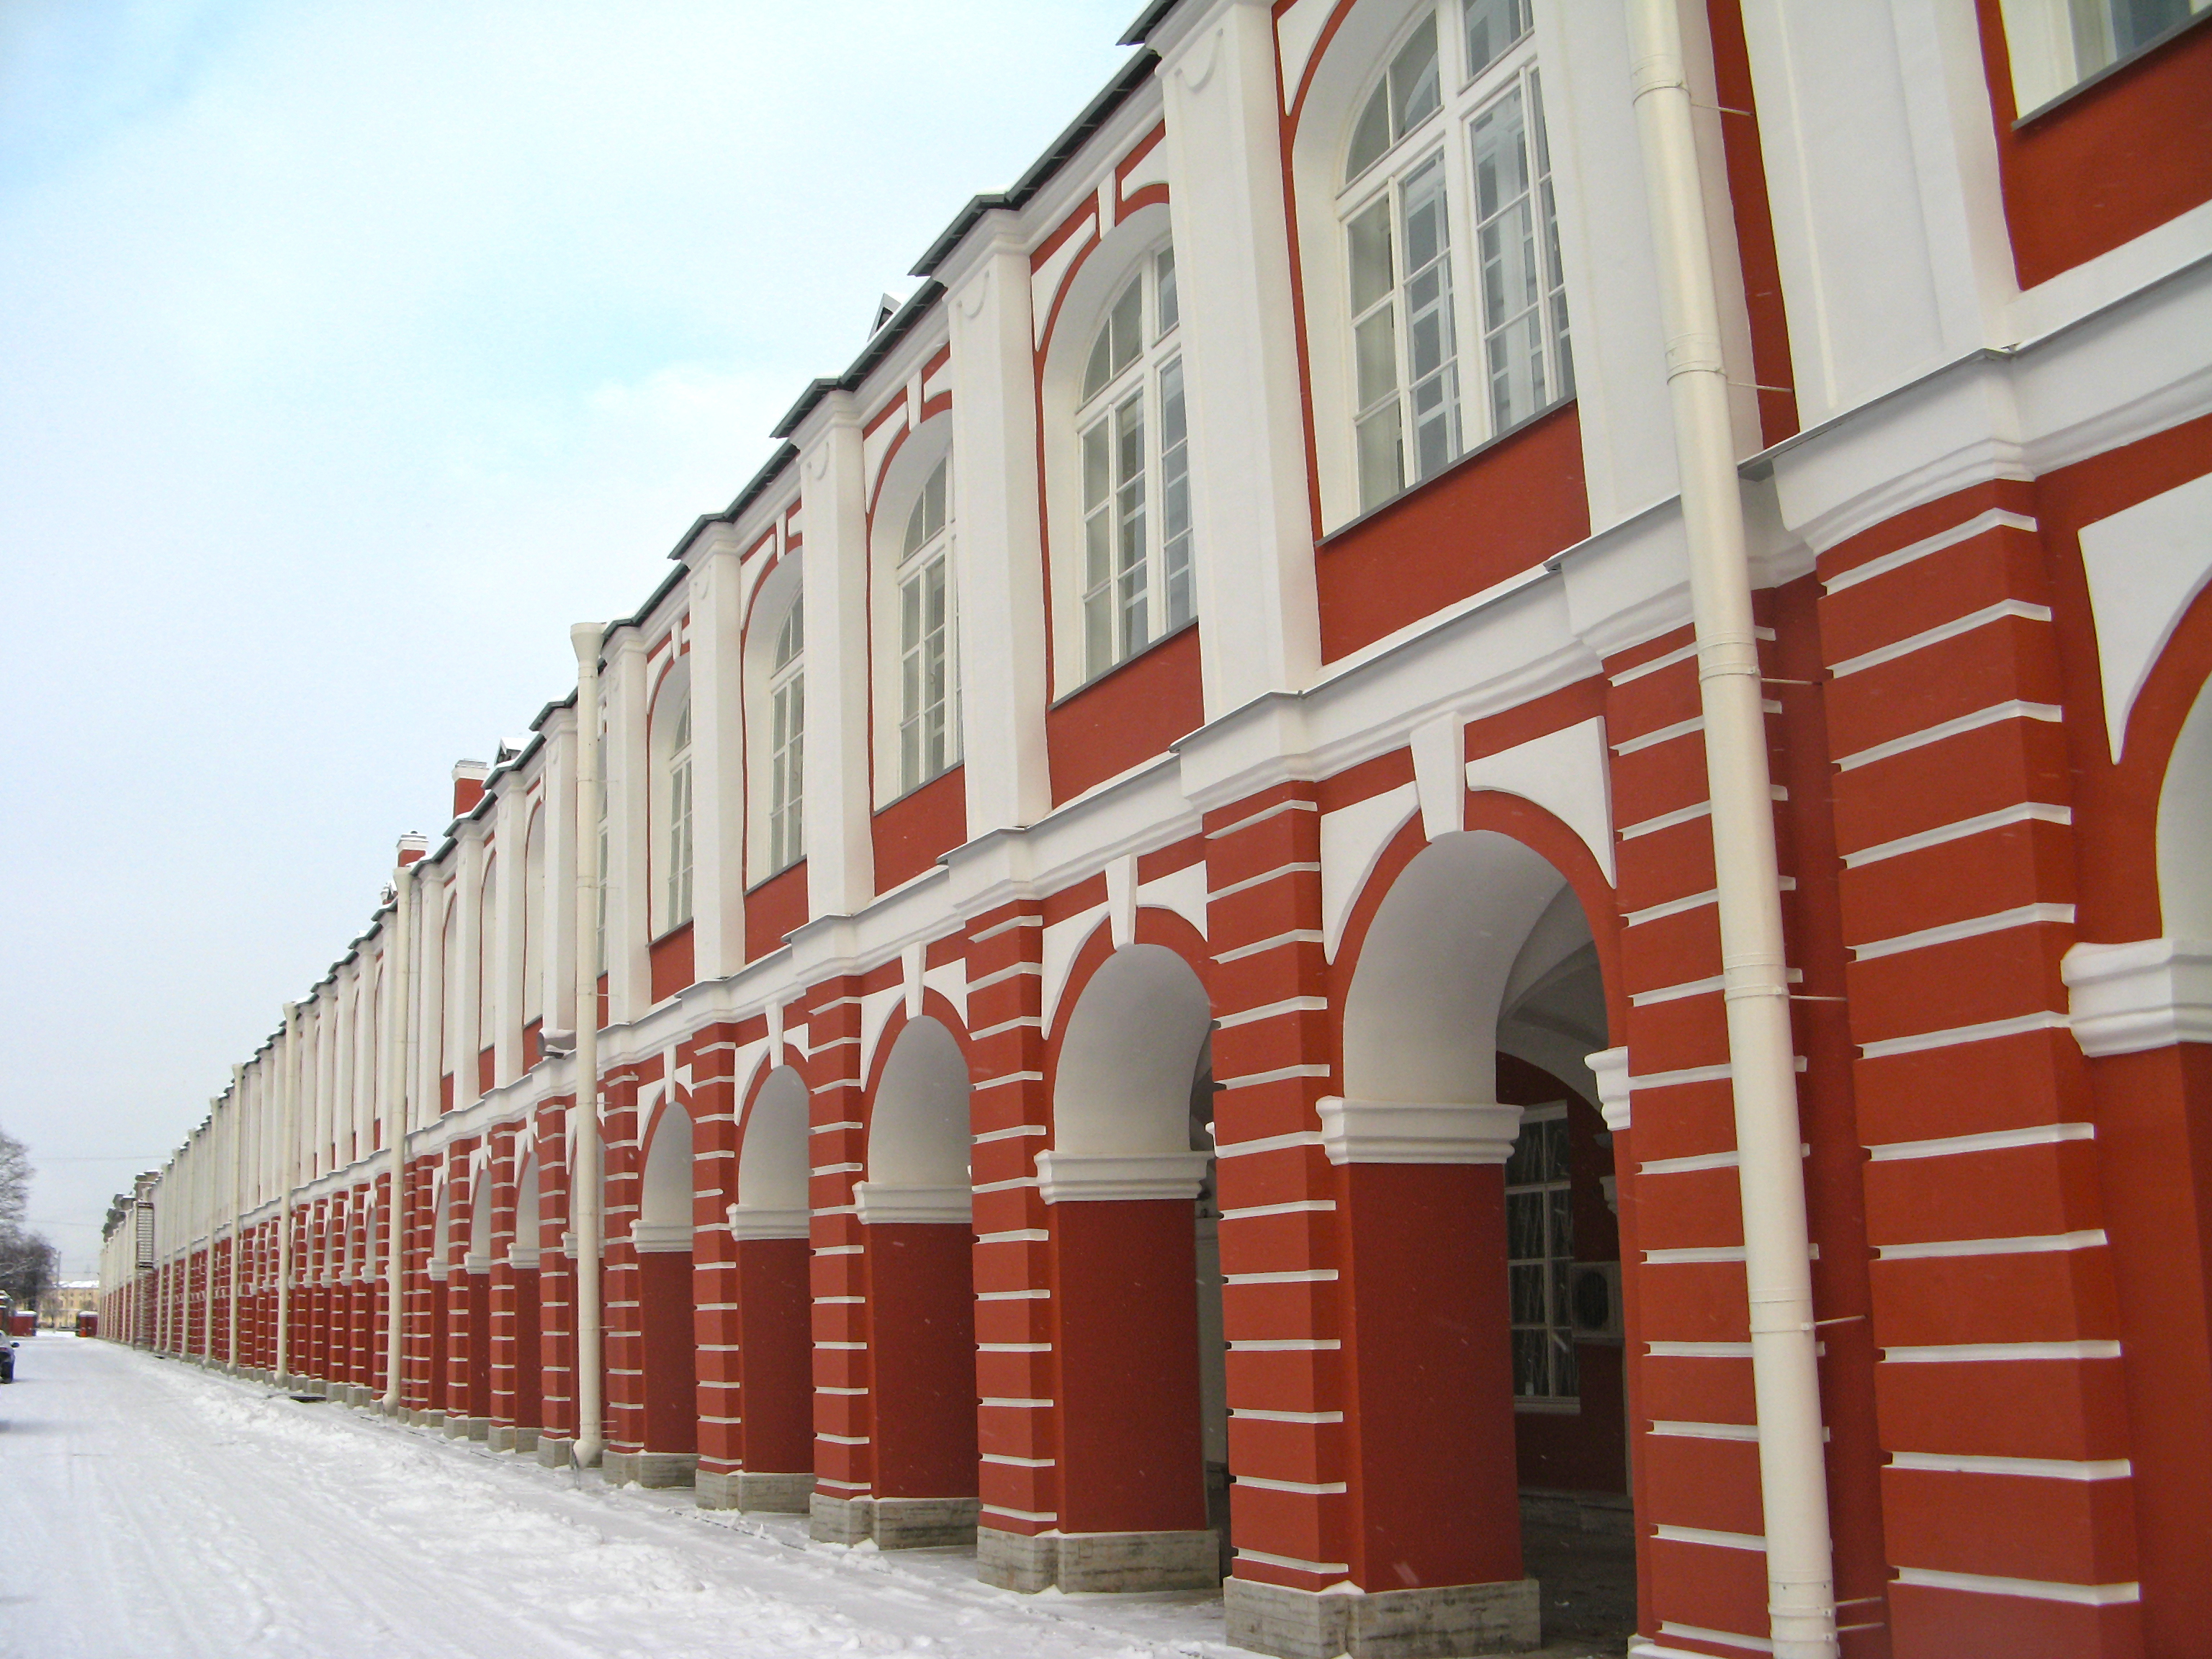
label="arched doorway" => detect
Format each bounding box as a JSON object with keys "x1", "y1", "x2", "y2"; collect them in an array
[
  {"x1": 1329, "y1": 826, "x2": 1623, "y2": 1650},
  {"x1": 629, "y1": 1097, "x2": 698, "y2": 1486},
  {"x1": 827, "y1": 1015, "x2": 979, "y2": 1549},
  {"x1": 701, "y1": 1064, "x2": 812, "y2": 1512}
]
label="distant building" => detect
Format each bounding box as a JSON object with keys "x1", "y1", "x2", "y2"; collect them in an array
[
  {"x1": 39, "y1": 1281, "x2": 98, "y2": 1330},
  {"x1": 102, "y1": 4, "x2": 2212, "y2": 1657}
]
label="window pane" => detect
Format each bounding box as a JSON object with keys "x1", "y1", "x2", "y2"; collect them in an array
[
  {"x1": 1159, "y1": 358, "x2": 1192, "y2": 631},
  {"x1": 1473, "y1": 84, "x2": 1547, "y2": 428},
  {"x1": 1463, "y1": 0, "x2": 1532, "y2": 79},
  {"x1": 1347, "y1": 80, "x2": 1391, "y2": 181},
  {"x1": 1348, "y1": 197, "x2": 1395, "y2": 315},
  {"x1": 1401, "y1": 156, "x2": 1460, "y2": 480},
  {"x1": 1083, "y1": 321, "x2": 1114, "y2": 404},
  {"x1": 1511, "y1": 1328, "x2": 1547, "y2": 1398},
  {"x1": 1082, "y1": 421, "x2": 1110, "y2": 511},
  {"x1": 1354, "y1": 308, "x2": 1399, "y2": 413},
  {"x1": 1155, "y1": 245, "x2": 1179, "y2": 334},
  {"x1": 1115, "y1": 395, "x2": 1148, "y2": 654},
  {"x1": 1085, "y1": 586, "x2": 1112, "y2": 677},
  {"x1": 1110, "y1": 275, "x2": 1143, "y2": 379},
  {"x1": 1390, "y1": 16, "x2": 1441, "y2": 137},
  {"x1": 904, "y1": 490, "x2": 927, "y2": 558},
  {"x1": 1355, "y1": 403, "x2": 1403, "y2": 513}
]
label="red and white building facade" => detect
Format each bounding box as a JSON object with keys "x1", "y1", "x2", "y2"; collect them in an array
[{"x1": 101, "y1": 2, "x2": 2212, "y2": 1655}]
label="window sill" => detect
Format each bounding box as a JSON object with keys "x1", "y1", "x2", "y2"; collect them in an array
[
  {"x1": 1051, "y1": 617, "x2": 1200, "y2": 710},
  {"x1": 2012, "y1": 9, "x2": 2212, "y2": 127},
  {"x1": 1318, "y1": 395, "x2": 1578, "y2": 550}
]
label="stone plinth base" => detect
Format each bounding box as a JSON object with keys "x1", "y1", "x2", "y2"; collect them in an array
[
  {"x1": 809, "y1": 1492, "x2": 981, "y2": 1550},
  {"x1": 487, "y1": 1425, "x2": 541, "y2": 1455},
  {"x1": 411, "y1": 1408, "x2": 446, "y2": 1430},
  {"x1": 1224, "y1": 1575, "x2": 1541, "y2": 1659},
  {"x1": 444, "y1": 1416, "x2": 491, "y2": 1442},
  {"x1": 536, "y1": 1435, "x2": 574, "y2": 1470},
  {"x1": 601, "y1": 1450, "x2": 698, "y2": 1489},
  {"x1": 696, "y1": 1470, "x2": 812, "y2": 1512},
  {"x1": 979, "y1": 1526, "x2": 1221, "y2": 1593}
]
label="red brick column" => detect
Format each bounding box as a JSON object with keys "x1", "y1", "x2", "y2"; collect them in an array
[
  {"x1": 402, "y1": 1154, "x2": 437, "y2": 1413},
  {"x1": 534, "y1": 1092, "x2": 578, "y2": 1461},
  {"x1": 966, "y1": 899, "x2": 1058, "y2": 1573},
  {"x1": 807, "y1": 975, "x2": 876, "y2": 1532},
  {"x1": 600, "y1": 1061, "x2": 647, "y2": 1476},
  {"x1": 1818, "y1": 483, "x2": 2144, "y2": 1658},
  {"x1": 487, "y1": 1124, "x2": 523, "y2": 1445},
  {"x1": 1200, "y1": 782, "x2": 1362, "y2": 1650}
]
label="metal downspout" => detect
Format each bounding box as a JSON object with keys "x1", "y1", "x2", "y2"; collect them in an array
[
  {"x1": 571, "y1": 623, "x2": 606, "y2": 1470},
  {"x1": 1624, "y1": 2, "x2": 1840, "y2": 1654},
  {"x1": 382, "y1": 861, "x2": 414, "y2": 1411}
]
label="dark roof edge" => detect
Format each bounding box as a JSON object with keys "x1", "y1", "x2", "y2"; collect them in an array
[
  {"x1": 770, "y1": 276, "x2": 949, "y2": 441},
  {"x1": 909, "y1": 48, "x2": 1161, "y2": 279},
  {"x1": 1118, "y1": 0, "x2": 1179, "y2": 46}
]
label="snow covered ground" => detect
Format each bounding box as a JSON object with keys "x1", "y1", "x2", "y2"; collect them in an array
[{"x1": 0, "y1": 1336, "x2": 1617, "y2": 1658}]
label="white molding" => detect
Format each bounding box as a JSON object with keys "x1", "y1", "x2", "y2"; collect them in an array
[
  {"x1": 850, "y1": 1181, "x2": 970, "y2": 1226},
  {"x1": 1588, "y1": 1047, "x2": 1631, "y2": 1133},
  {"x1": 724, "y1": 1204, "x2": 809, "y2": 1241},
  {"x1": 628, "y1": 1221, "x2": 693, "y2": 1254},
  {"x1": 2064, "y1": 938, "x2": 2212, "y2": 1056},
  {"x1": 1035, "y1": 1149, "x2": 1212, "y2": 1203},
  {"x1": 1316, "y1": 1097, "x2": 1524, "y2": 1166}
]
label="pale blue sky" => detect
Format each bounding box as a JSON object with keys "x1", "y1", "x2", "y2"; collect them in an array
[{"x1": 0, "y1": 1, "x2": 1140, "y2": 1272}]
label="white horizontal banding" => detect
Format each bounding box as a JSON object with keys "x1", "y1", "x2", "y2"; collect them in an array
[
  {"x1": 1857, "y1": 1010, "x2": 2070, "y2": 1059},
  {"x1": 1034, "y1": 1150, "x2": 1210, "y2": 1204},
  {"x1": 1652, "y1": 1525, "x2": 1766, "y2": 1552},
  {"x1": 1888, "y1": 1452, "x2": 2130, "y2": 1480},
  {"x1": 1231, "y1": 1408, "x2": 1343, "y2": 1423},
  {"x1": 1851, "y1": 904, "x2": 2074, "y2": 962},
  {"x1": 1648, "y1": 1420, "x2": 1758, "y2": 1441},
  {"x1": 1316, "y1": 1097, "x2": 1523, "y2": 1164},
  {"x1": 1234, "y1": 1475, "x2": 1347, "y2": 1494},
  {"x1": 1653, "y1": 1621, "x2": 1776, "y2": 1655},
  {"x1": 1867, "y1": 1122, "x2": 2093, "y2": 1161},
  {"x1": 1842, "y1": 802, "x2": 2071, "y2": 869},
  {"x1": 1875, "y1": 1230, "x2": 2106, "y2": 1260},
  {"x1": 1233, "y1": 1547, "x2": 1352, "y2": 1575},
  {"x1": 1834, "y1": 701, "x2": 2062, "y2": 772},
  {"x1": 1822, "y1": 508, "x2": 2039, "y2": 595},
  {"x1": 1228, "y1": 1339, "x2": 1341, "y2": 1352},
  {"x1": 1827, "y1": 599, "x2": 2052, "y2": 678},
  {"x1": 1882, "y1": 1340, "x2": 2122, "y2": 1363},
  {"x1": 1218, "y1": 1199, "x2": 1335, "y2": 1220},
  {"x1": 1891, "y1": 1567, "x2": 2139, "y2": 1604},
  {"x1": 1215, "y1": 1129, "x2": 1325, "y2": 1159}
]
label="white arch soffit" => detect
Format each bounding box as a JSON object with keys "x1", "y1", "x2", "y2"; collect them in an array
[
  {"x1": 1043, "y1": 943, "x2": 1213, "y2": 1202},
  {"x1": 2080, "y1": 469, "x2": 2212, "y2": 761},
  {"x1": 854, "y1": 1017, "x2": 971, "y2": 1225},
  {"x1": 730, "y1": 1066, "x2": 808, "y2": 1238},
  {"x1": 2067, "y1": 675, "x2": 2212, "y2": 1056},
  {"x1": 634, "y1": 1100, "x2": 694, "y2": 1253},
  {"x1": 1496, "y1": 881, "x2": 1611, "y2": 1106},
  {"x1": 1332, "y1": 830, "x2": 1570, "y2": 1162},
  {"x1": 1276, "y1": 0, "x2": 1338, "y2": 110}
]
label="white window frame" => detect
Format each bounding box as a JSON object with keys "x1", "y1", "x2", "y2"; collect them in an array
[
  {"x1": 1071, "y1": 242, "x2": 1192, "y2": 683},
  {"x1": 655, "y1": 678, "x2": 693, "y2": 935},
  {"x1": 1506, "y1": 1100, "x2": 1578, "y2": 1407},
  {"x1": 896, "y1": 454, "x2": 961, "y2": 796},
  {"x1": 765, "y1": 595, "x2": 805, "y2": 878},
  {"x1": 1334, "y1": 0, "x2": 1571, "y2": 518},
  {"x1": 1997, "y1": 0, "x2": 2208, "y2": 115}
]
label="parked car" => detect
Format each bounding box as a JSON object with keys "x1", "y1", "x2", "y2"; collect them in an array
[{"x1": 1, "y1": 1338, "x2": 15, "y2": 1383}]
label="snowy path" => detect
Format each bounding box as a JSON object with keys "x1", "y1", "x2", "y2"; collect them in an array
[{"x1": 0, "y1": 1337, "x2": 1242, "y2": 1659}]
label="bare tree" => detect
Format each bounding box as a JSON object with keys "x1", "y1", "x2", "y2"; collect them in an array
[
  {"x1": 0, "y1": 1125, "x2": 28, "y2": 1228},
  {"x1": 0, "y1": 1126, "x2": 55, "y2": 1309}
]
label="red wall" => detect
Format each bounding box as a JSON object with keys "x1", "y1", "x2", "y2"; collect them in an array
[
  {"x1": 745, "y1": 861, "x2": 807, "y2": 962},
  {"x1": 1316, "y1": 403, "x2": 1588, "y2": 663},
  {"x1": 1974, "y1": 4, "x2": 2212, "y2": 287},
  {"x1": 649, "y1": 922, "x2": 695, "y2": 1004},
  {"x1": 872, "y1": 765, "x2": 968, "y2": 895},
  {"x1": 1046, "y1": 625, "x2": 1205, "y2": 805}
]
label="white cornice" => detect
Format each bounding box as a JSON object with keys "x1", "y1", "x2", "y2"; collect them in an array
[
  {"x1": 1035, "y1": 1149, "x2": 1210, "y2": 1202},
  {"x1": 1317, "y1": 1098, "x2": 1524, "y2": 1166}
]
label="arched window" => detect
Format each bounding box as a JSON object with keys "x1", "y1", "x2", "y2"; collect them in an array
[
  {"x1": 650, "y1": 665, "x2": 694, "y2": 935},
  {"x1": 522, "y1": 803, "x2": 545, "y2": 1030},
  {"x1": 1339, "y1": 0, "x2": 1569, "y2": 514},
  {"x1": 898, "y1": 457, "x2": 960, "y2": 793},
  {"x1": 767, "y1": 593, "x2": 805, "y2": 874},
  {"x1": 1076, "y1": 243, "x2": 1192, "y2": 679}
]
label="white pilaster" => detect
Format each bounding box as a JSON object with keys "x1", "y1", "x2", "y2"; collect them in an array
[
  {"x1": 1157, "y1": 0, "x2": 1320, "y2": 714},
  {"x1": 943, "y1": 225, "x2": 1053, "y2": 834},
  {"x1": 688, "y1": 534, "x2": 750, "y2": 978},
  {"x1": 453, "y1": 827, "x2": 486, "y2": 1106},
  {"x1": 605, "y1": 631, "x2": 653, "y2": 1020},
  {"x1": 491, "y1": 783, "x2": 525, "y2": 1084},
  {"x1": 798, "y1": 401, "x2": 877, "y2": 917}
]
